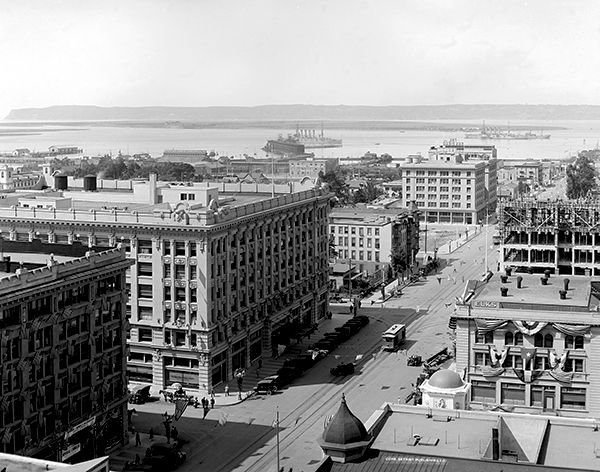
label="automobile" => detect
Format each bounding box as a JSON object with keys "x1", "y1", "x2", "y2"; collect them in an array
[
  {"x1": 313, "y1": 340, "x2": 337, "y2": 351},
  {"x1": 277, "y1": 366, "x2": 301, "y2": 385},
  {"x1": 143, "y1": 442, "x2": 186, "y2": 471},
  {"x1": 330, "y1": 362, "x2": 355, "y2": 376},
  {"x1": 283, "y1": 358, "x2": 310, "y2": 372},
  {"x1": 254, "y1": 377, "x2": 279, "y2": 395},
  {"x1": 333, "y1": 326, "x2": 352, "y2": 339},
  {"x1": 352, "y1": 315, "x2": 370, "y2": 326},
  {"x1": 129, "y1": 385, "x2": 151, "y2": 404}
]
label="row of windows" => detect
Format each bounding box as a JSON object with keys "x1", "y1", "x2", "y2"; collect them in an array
[
  {"x1": 414, "y1": 201, "x2": 470, "y2": 209},
  {"x1": 474, "y1": 352, "x2": 585, "y2": 372},
  {"x1": 338, "y1": 249, "x2": 380, "y2": 262},
  {"x1": 476, "y1": 331, "x2": 585, "y2": 349},
  {"x1": 336, "y1": 237, "x2": 380, "y2": 248},
  {"x1": 471, "y1": 381, "x2": 586, "y2": 410},
  {"x1": 331, "y1": 226, "x2": 380, "y2": 236},
  {"x1": 406, "y1": 170, "x2": 472, "y2": 177}
]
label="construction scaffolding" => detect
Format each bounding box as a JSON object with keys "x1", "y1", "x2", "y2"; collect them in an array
[{"x1": 499, "y1": 199, "x2": 600, "y2": 276}]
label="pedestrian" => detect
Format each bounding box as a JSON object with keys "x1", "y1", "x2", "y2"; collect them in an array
[
  {"x1": 224, "y1": 385, "x2": 229, "y2": 396},
  {"x1": 202, "y1": 397, "x2": 207, "y2": 409},
  {"x1": 148, "y1": 428, "x2": 154, "y2": 441},
  {"x1": 258, "y1": 359, "x2": 263, "y2": 369},
  {"x1": 210, "y1": 388, "x2": 215, "y2": 399},
  {"x1": 211, "y1": 397, "x2": 215, "y2": 409},
  {"x1": 171, "y1": 427, "x2": 178, "y2": 443},
  {"x1": 135, "y1": 430, "x2": 141, "y2": 446}
]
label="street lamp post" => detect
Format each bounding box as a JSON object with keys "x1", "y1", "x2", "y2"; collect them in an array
[{"x1": 347, "y1": 258, "x2": 352, "y2": 300}]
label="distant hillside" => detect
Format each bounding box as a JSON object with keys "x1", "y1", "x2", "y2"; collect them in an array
[{"x1": 5, "y1": 104, "x2": 600, "y2": 121}]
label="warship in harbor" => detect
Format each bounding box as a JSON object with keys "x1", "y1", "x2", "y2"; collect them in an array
[
  {"x1": 264, "y1": 124, "x2": 342, "y2": 152},
  {"x1": 465, "y1": 122, "x2": 550, "y2": 140}
]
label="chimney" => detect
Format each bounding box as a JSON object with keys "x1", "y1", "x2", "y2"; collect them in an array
[
  {"x1": 564, "y1": 278, "x2": 570, "y2": 291},
  {"x1": 4, "y1": 256, "x2": 10, "y2": 273},
  {"x1": 492, "y1": 428, "x2": 500, "y2": 460},
  {"x1": 516, "y1": 276, "x2": 523, "y2": 289},
  {"x1": 149, "y1": 173, "x2": 158, "y2": 204}
]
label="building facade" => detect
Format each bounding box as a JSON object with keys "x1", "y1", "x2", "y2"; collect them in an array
[
  {"x1": 329, "y1": 207, "x2": 420, "y2": 278},
  {"x1": 0, "y1": 245, "x2": 132, "y2": 462},
  {"x1": 0, "y1": 176, "x2": 331, "y2": 395},
  {"x1": 452, "y1": 273, "x2": 600, "y2": 418},
  {"x1": 400, "y1": 155, "x2": 489, "y2": 224},
  {"x1": 289, "y1": 159, "x2": 336, "y2": 178},
  {"x1": 498, "y1": 199, "x2": 600, "y2": 276}
]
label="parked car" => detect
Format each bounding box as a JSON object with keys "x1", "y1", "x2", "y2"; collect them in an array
[
  {"x1": 254, "y1": 376, "x2": 279, "y2": 395},
  {"x1": 330, "y1": 362, "x2": 355, "y2": 376},
  {"x1": 129, "y1": 385, "x2": 151, "y2": 404}
]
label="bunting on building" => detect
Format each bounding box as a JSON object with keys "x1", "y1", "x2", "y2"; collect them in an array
[
  {"x1": 548, "y1": 370, "x2": 574, "y2": 383},
  {"x1": 552, "y1": 323, "x2": 590, "y2": 337},
  {"x1": 481, "y1": 366, "x2": 505, "y2": 377},
  {"x1": 475, "y1": 319, "x2": 508, "y2": 334},
  {"x1": 489, "y1": 345, "x2": 508, "y2": 367},
  {"x1": 513, "y1": 369, "x2": 543, "y2": 383},
  {"x1": 513, "y1": 321, "x2": 547, "y2": 336}
]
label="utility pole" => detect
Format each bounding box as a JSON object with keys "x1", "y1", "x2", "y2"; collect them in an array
[
  {"x1": 276, "y1": 407, "x2": 280, "y2": 472},
  {"x1": 348, "y1": 258, "x2": 353, "y2": 300},
  {"x1": 485, "y1": 211, "x2": 489, "y2": 273}
]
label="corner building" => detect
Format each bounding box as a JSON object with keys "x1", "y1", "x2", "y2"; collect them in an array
[
  {"x1": 0, "y1": 175, "x2": 331, "y2": 394},
  {"x1": 452, "y1": 272, "x2": 600, "y2": 418},
  {"x1": 0, "y1": 246, "x2": 132, "y2": 462}
]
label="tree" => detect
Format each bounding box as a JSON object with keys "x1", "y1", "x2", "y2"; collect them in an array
[
  {"x1": 516, "y1": 180, "x2": 530, "y2": 196},
  {"x1": 352, "y1": 180, "x2": 385, "y2": 204},
  {"x1": 566, "y1": 153, "x2": 597, "y2": 199},
  {"x1": 318, "y1": 169, "x2": 350, "y2": 206},
  {"x1": 390, "y1": 246, "x2": 408, "y2": 277},
  {"x1": 328, "y1": 234, "x2": 339, "y2": 262}
]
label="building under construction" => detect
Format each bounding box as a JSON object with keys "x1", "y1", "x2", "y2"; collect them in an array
[{"x1": 499, "y1": 199, "x2": 600, "y2": 276}]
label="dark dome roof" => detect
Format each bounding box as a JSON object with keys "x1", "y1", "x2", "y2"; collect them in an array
[
  {"x1": 322, "y1": 394, "x2": 369, "y2": 445},
  {"x1": 428, "y1": 369, "x2": 464, "y2": 389}
]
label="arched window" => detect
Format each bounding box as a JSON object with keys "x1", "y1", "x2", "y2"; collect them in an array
[
  {"x1": 534, "y1": 333, "x2": 544, "y2": 347},
  {"x1": 574, "y1": 336, "x2": 584, "y2": 349},
  {"x1": 565, "y1": 336, "x2": 574, "y2": 349},
  {"x1": 544, "y1": 334, "x2": 554, "y2": 348},
  {"x1": 476, "y1": 331, "x2": 494, "y2": 344},
  {"x1": 505, "y1": 332, "x2": 514, "y2": 346},
  {"x1": 515, "y1": 332, "x2": 523, "y2": 346}
]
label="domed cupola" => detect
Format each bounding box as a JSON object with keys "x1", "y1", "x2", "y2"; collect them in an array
[
  {"x1": 318, "y1": 394, "x2": 373, "y2": 463},
  {"x1": 420, "y1": 369, "x2": 471, "y2": 410}
]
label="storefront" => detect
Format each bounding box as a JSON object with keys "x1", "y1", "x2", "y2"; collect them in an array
[
  {"x1": 231, "y1": 339, "x2": 246, "y2": 373},
  {"x1": 249, "y1": 329, "x2": 262, "y2": 362},
  {"x1": 211, "y1": 350, "x2": 227, "y2": 386}
]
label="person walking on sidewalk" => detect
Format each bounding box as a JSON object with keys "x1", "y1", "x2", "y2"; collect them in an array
[
  {"x1": 210, "y1": 397, "x2": 215, "y2": 409},
  {"x1": 171, "y1": 427, "x2": 179, "y2": 443},
  {"x1": 258, "y1": 359, "x2": 263, "y2": 369},
  {"x1": 135, "y1": 430, "x2": 141, "y2": 446},
  {"x1": 224, "y1": 385, "x2": 229, "y2": 396}
]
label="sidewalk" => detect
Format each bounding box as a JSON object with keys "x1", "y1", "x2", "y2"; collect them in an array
[
  {"x1": 168, "y1": 314, "x2": 352, "y2": 408},
  {"x1": 109, "y1": 431, "x2": 171, "y2": 472}
]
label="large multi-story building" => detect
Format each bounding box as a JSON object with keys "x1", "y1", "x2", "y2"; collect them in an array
[
  {"x1": 329, "y1": 207, "x2": 420, "y2": 278},
  {"x1": 400, "y1": 154, "x2": 490, "y2": 225},
  {"x1": 452, "y1": 272, "x2": 600, "y2": 418},
  {"x1": 0, "y1": 173, "x2": 331, "y2": 395},
  {"x1": 0, "y1": 243, "x2": 132, "y2": 462},
  {"x1": 498, "y1": 199, "x2": 600, "y2": 276}
]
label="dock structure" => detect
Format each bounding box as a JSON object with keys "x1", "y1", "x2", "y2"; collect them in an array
[{"x1": 499, "y1": 198, "x2": 600, "y2": 276}]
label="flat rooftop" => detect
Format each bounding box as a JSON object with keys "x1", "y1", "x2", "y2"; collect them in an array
[
  {"x1": 474, "y1": 272, "x2": 594, "y2": 310},
  {"x1": 366, "y1": 405, "x2": 600, "y2": 471}
]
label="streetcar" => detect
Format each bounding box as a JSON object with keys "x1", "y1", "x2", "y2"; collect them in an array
[{"x1": 382, "y1": 324, "x2": 406, "y2": 351}]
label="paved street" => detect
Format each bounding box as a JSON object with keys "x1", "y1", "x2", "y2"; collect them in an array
[{"x1": 115, "y1": 226, "x2": 497, "y2": 472}]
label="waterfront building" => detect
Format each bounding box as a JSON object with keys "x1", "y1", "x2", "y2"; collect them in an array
[
  {"x1": 498, "y1": 160, "x2": 543, "y2": 188},
  {"x1": 498, "y1": 199, "x2": 600, "y2": 275},
  {"x1": 288, "y1": 159, "x2": 336, "y2": 179},
  {"x1": 0, "y1": 174, "x2": 331, "y2": 395},
  {"x1": 400, "y1": 154, "x2": 489, "y2": 224},
  {"x1": 48, "y1": 145, "x2": 82, "y2": 156},
  {"x1": 161, "y1": 149, "x2": 210, "y2": 161},
  {"x1": 329, "y1": 207, "x2": 419, "y2": 279},
  {"x1": 452, "y1": 271, "x2": 600, "y2": 418},
  {"x1": 0, "y1": 243, "x2": 132, "y2": 462}
]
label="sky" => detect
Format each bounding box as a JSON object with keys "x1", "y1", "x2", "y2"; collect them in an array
[{"x1": 1, "y1": 0, "x2": 600, "y2": 117}]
